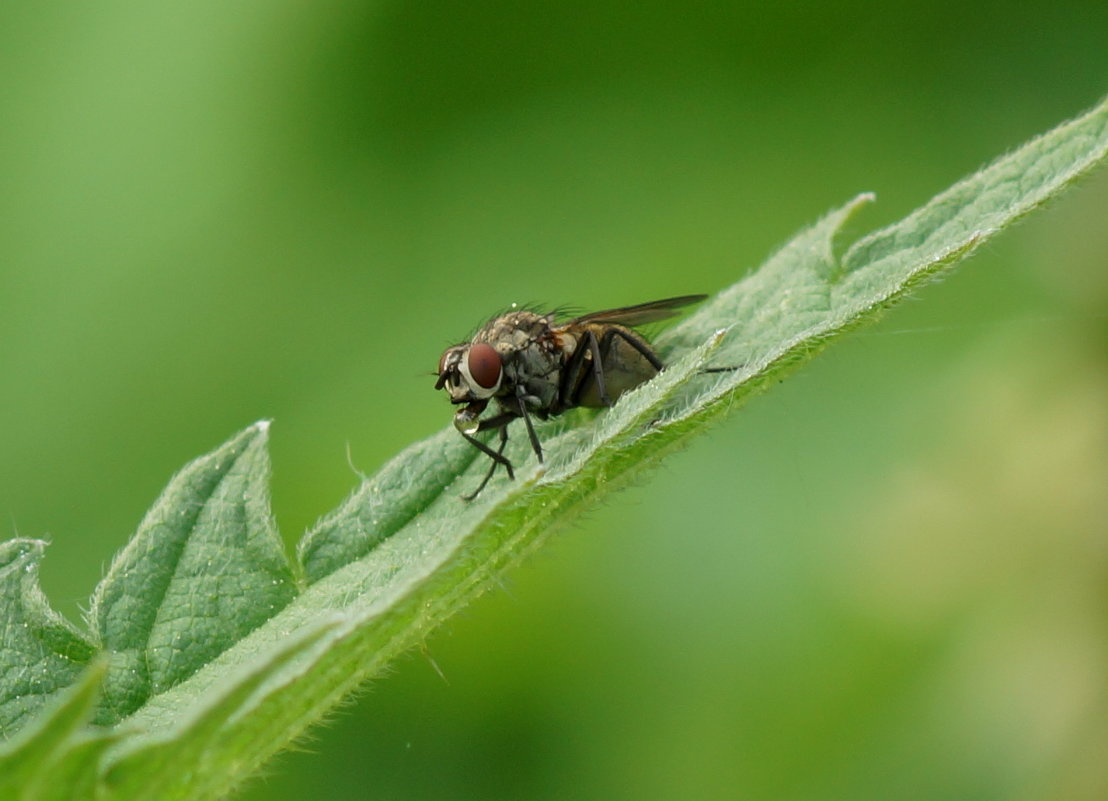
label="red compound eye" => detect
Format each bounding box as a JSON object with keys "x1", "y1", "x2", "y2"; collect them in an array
[{"x1": 466, "y1": 343, "x2": 502, "y2": 389}]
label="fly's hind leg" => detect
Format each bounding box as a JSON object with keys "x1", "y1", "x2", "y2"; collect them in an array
[
  {"x1": 609, "y1": 330, "x2": 737, "y2": 377},
  {"x1": 602, "y1": 328, "x2": 664, "y2": 371},
  {"x1": 569, "y1": 327, "x2": 666, "y2": 408},
  {"x1": 560, "y1": 328, "x2": 619, "y2": 408}
]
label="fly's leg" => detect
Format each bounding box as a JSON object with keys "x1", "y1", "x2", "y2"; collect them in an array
[
  {"x1": 462, "y1": 424, "x2": 511, "y2": 501},
  {"x1": 604, "y1": 328, "x2": 736, "y2": 378},
  {"x1": 461, "y1": 429, "x2": 514, "y2": 480},
  {"x1": 557, "y1": 331, "x2": 593, "y2": 410},
  {"x1": 602, "y1": 328, "x2": 664, "y2": 371},
  {"x1": 568, "y1": 328, "x2": 666, "y2": 408},
  {"x1": 584, "y1": 329, "x2": 612, "y2": 406},
  {"x1": 462, "y1": 395, "x2": 543, "y2": 501},
  {"x1": 459, "y1": 410, "x2": 518, "y2": 499},
  {"x1": 560, "y1": 328, "x2": 619, "y2": 408},
  {"x1": 513, "y1": 389, "x2": 544, "y2": 463}
]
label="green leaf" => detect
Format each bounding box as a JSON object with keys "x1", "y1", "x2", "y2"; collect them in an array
[
  {"x1": 296, "y1": 328, "x2": 728, "y2": 585},
  {"x1": 0, "y1": 660, "x2": 104, "y2": 799},
  {"x1": 298, "y1": 428, "x2": 481, "y2": 584},
  {"x1": 0, "y1": 540, "x2": 95, "y2": 738},
  {"x1": 112, "y1": 94, "x2": 1107, "y2": 801},
  {"x1": 100, "y1": 615, "x2": 342, "y2": 801},
  {"x1": 87, "y1": 420, "x2": 298, "y2": 724},
  {"x1": 2, "y1": 96, "x2": 1105, "y2": 801},
  {"x1": 25, "y1": 729, "x2": 119, "y2": 801}
]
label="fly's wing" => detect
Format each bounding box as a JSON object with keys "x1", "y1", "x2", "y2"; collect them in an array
[{"x1": 565, "y1": 294, "x2": 707, "y2": 328}]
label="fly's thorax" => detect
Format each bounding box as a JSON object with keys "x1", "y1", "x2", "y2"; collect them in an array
[
  {"x1": 475, "y1": 311, "x2": 553, "y2": 351},
  {"x1": 473, "y1": 311, "x2": 567, "y2": 412}
]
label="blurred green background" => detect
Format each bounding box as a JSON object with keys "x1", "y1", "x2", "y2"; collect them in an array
[{"x1": 2, "y1": 1, "x2": 1106, "y2": 799}]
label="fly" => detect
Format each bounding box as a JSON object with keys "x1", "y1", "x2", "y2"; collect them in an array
[{"x1": 435, "y1": 294, "x2": 707, "y2": 499}]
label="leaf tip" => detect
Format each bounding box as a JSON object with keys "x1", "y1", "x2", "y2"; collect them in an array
[
  {"x1": 0, "y1": 537, "x2": 47, "y2": 568},
  {"x1": 846, "y1": 192, "x2": 877, "y2": 218}
]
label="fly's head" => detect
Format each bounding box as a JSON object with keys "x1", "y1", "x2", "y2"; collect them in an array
[{"x1": 435, "y1": 342, "x2": 504, "y2": 433}]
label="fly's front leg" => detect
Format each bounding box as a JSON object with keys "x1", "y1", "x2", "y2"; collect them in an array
[
  {"x1": 461, "y1": 428, "x2": 514, "y2": 479},
  {"x1": 459, "y1": 410, "x2": 518, "y2": 500},
  {"x1": 462, "y1": 424, "x2": 511, "y2": 501}
]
